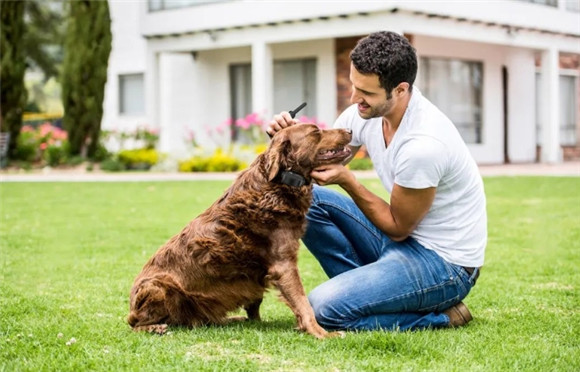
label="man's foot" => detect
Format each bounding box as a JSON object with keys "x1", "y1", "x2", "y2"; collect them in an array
[{"x1": 443, "y1": 302, "x2": 473, "y2": 328}]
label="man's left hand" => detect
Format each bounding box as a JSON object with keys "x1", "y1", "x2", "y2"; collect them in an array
[{"x1": 310, "y1": 164, "x2": 355, "y2": 187}]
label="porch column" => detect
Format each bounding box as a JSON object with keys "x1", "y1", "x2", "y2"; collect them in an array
[
  {"x1": 158, "y1": 52, "x2": 198, "y2": 158},
  {"x1": 251, "y1": 42, "x2": 273, "y2": 120},
  {"x1": 540, "y1": 47, "x2": 561, "y2": 164},
  {"x1": 145, "y1": 49, "x2": 160, "y2": 131}
]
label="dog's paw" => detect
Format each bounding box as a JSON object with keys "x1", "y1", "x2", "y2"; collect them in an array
[
  {"x1": 225, "y1": 316, "x2": 248, "y2": 324},
  {"x1": 133, "y1": 324, "x2": 168, "y2": 335},
  {"x1": 326, "y1": 331, "x2": 346, "y2": 339}
]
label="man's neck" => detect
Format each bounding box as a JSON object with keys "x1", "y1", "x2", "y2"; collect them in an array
[{"x1": 383, "y1": 91, "x2": 412, "y2": 131}]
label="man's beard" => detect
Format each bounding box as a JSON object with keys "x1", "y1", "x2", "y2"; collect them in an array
[{"x1": 358, "y1": 98, "x2": 392, "y2": 119}]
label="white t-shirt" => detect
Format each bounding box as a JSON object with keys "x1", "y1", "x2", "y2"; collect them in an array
[{"x1": 334, "y1": 88, "x2": 487, "y2": 267}]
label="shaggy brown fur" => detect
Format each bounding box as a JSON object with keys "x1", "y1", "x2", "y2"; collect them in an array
[{"x1": 127, "y1": 124, "x2": 352, "y2": 339}]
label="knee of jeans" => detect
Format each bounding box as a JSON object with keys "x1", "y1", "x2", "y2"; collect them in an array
[
  {"x1": 308, "y1": 285, "x2": 347, "y2": 330},
  {"x1": 307, "y1": 186, "x2": 334, "y2": 220}
]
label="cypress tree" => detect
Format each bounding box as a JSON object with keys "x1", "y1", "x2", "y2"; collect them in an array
[
  {"x1": 0, "y1": 2, "x2": 27, "y2": 158},
  {"x1": 62, "y1": 0, "x2": 111, "y2": 158}
]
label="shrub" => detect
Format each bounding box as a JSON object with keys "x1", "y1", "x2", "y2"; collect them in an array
[
  {"x1": 43, "y1": 143, "x2": 69, "y2": 166},
  {"x1": 14, "y1": 123, "x2": 69, "y2": 165},
  {"x1": 118, "y1": 148, "x2": 159, "y2": 170},
  {"x1": 14, "y1": 131, "x2": 38, "y2": 162},
  {"x1": 348, "y1": 157, "x2": 374, "y2": 170},
  {"x1": 100, "y1": 158, "x2": 126, "y2": 172},
  {"x1": 91, "y1": 142, "x2": 111, "y2": 162},
  {"x1": 179, "y1": 150, "x2": 246, "y2": 172}
]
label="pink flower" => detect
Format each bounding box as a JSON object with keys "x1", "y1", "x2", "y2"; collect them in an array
[
  {"x1": 235, "y1": 118, "x2": 250, "y2": 130},
  {"x1": 39, "y1": 143, "x2": 47, "y2": 150},
  {"x1": 245, "y1": 113, "x2": 262, "y2": 126}
]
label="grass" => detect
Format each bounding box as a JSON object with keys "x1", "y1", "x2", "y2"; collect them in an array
[{"x1": 0, "y1": 177, "x2": 579, "y2": 371}]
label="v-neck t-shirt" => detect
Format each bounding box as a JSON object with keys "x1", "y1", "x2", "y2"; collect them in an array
[{"x1": 334, "y1": 88, "x2": 487, "y2": 267}]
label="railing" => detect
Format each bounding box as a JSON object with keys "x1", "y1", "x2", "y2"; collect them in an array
[
  {"x1": 0, "y1": 132, "x2": 10, "y2": 168},
  {"x1": 22, "y1": 112, "x2": 63, "y2": 128}
]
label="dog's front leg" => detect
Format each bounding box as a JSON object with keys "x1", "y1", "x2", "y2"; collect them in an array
[
  {"x1": 244, "y1": 298, "x2": 262, "y2": 321},
  {"x1": 269, "y1": 262, "x2": 339, "y2": 339}
]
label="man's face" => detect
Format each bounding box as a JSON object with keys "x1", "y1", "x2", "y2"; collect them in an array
[{"x1": 349, "y1": 62, "x2": 393, "y2": 119}]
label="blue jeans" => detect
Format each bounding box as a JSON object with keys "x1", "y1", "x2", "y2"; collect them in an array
[{"x1": 303, "y1": 186, "x2": 478, "y2": 331}]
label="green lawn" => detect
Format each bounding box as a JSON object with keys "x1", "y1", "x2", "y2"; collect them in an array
[{"x1": 0, "y1": 177, "x2": 579, "y2": 372}]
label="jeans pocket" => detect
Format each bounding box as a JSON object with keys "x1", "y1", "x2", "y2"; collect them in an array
[{"x1": 417, "y1": 262, "x2": 471, "y2": 313}]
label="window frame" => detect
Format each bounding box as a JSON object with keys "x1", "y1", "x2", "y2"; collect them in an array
[
  {"x1": 118, "y1": 73, "x2": 145, "y2": 116},
  {"x1": 419, "y1": 56, "x2": 484, "y2": 144}
]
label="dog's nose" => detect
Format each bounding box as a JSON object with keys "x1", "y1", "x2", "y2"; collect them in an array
[
  {"x1": 344, "y1": 128, "x2": 352, "y2": 134},
  {"x1": 127, "y1": 313, "x2": 138, "y2": 327}
]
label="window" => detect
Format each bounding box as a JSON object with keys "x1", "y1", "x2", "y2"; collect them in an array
[
  {"x1": 536, "y1": 73, "x2": 578, "y2": 146},
  {"x1": 148, "y1": 0, "x2": 229, "y2": 11},
  {"x1": 229, "y1": 58, "x2": 317, "y2": 142},
  {"x1": 273, "y1": 59, "x2": 317, "y2": 118},
  {"x1": 229, "y1": 64, "x2": 252, "y2": 142},
  {"x1": 514, "y1": 0, "x2": 557, "y2": 7},
  {"x1": 565, "y1": 0, "x2": 580, "y2": 12},
  {"x1": 419, "y1": 57, "x2": 483, "y2": 144},
  {"x1": 119, "y1": 73, "x2": 144, "y2": 115}
]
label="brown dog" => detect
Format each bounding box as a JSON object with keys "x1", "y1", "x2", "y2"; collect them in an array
[{"x1": 127, "y1": 123, "x2": 352, "y2": 338}]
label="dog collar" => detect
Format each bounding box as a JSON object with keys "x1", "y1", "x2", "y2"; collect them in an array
[{"x1": 276, "y1": 170, "x2": 309, "y2": 187}]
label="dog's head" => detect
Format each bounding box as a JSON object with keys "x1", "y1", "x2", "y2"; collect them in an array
[
  {"x1": 127, "y1": 275, "x2": 193, "y2": 329},
  {"x1": 265, "y1": 123, "x2": 352, "y2": 183}
]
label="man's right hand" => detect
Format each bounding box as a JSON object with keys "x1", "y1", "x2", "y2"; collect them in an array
[{"x1": 266, "y1": 111, "x2": 299, "y2": 138}]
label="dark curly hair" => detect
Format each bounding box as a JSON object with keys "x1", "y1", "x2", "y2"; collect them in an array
[{"x1": 350, "y1": 31, "x2": 417, "y2": 96}]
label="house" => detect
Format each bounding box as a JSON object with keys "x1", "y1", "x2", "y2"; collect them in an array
[{"x1": 102, "y1": 0, "x2": 580, "y2": 164}]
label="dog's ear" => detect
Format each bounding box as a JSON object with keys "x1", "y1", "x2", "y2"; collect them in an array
[{"x1": 265, "y1": 130, "x2": 290, "y2": 181}]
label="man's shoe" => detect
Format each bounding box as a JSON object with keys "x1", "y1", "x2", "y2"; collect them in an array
[{"x1": 443, "y1": 302, "x2": 473, "y2": 327}]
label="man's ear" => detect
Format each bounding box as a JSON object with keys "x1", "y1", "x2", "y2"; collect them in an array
[
  {"x1": 395, "y1": 82, "x2": 410, "y2": 96},
  {"x1": 265, "y1": 131, "x2": 289, "y2": 181}
]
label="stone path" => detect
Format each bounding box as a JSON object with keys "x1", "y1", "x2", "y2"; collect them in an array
[{"x1": 0, "y1": 162, "x2": 578, "y2": 182}]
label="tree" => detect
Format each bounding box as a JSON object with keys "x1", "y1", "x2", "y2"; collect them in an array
[
  {"x1": 61, "y1": 0, "x2": 111, "y2": 158},
  {"x1": 24, "y1": 1, "x2": 64, "y2": 82},
  {"x1": 0, "y1": 1, "x2": 27, "y2": 157}
]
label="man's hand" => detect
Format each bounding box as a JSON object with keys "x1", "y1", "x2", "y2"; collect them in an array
[
  {"x1": 314, "y1": 163, "x2": 436, "y2": 242},
  {"x1": 267, "y1": 112, "x2": 299, "y2": 138},
  {"x1": 311, "y1": 163, "x2": 355, "y2": 187}
]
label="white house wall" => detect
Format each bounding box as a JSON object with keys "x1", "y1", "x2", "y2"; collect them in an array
[
  {"x1": 103, "y1": 0, "x2": 580, "y2": 164},
  {"x1": 505, "y1": 48, "x2": 537, "y2": 163},
  {"x1": 154, "y1": 40, "x2": 336, "y2": 155},
  {"x1": 102, "y1": 0, "x2": 147, "y2": 133},
  {"x1": 158, "y1": 53, "x2": 200, "y2": 157}
]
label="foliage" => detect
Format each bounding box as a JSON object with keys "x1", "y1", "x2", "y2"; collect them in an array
[
  {"x1": 14, "y1": 131, "x2": 38, "y2": 162},
  {"x1": 0, "y1": 1, "x2": 27, "y2": 158},
  {"x1": 118, "y1": 148, "x2": 160, "y2": 170},
  {"x1": 179, "y1": 149, "x2": 246, "y2": 172},
  {"x1": 22, "y1": 0, "x2": 64, "y2": 81},
  {"x1": 201, "y1": 113, "x2": 328, "y2": 149},
  {"x1": 101, "y1": 126, "x2": 160, "y2": 151},
  {"x1": 14, "y1": 123, "x2": 68, "y2": 163},
  {"x1": 183, "y1": 112, "x2": 329, "y2": 173},
  {"x1": 0, "y1": 177, "x2": 579, "y2": 371},
  {"x1": 62, "y1": 0, "x2": 112, "y2": 158},
  {"x1": 232, "y1": 112, "x2": 270, "y2": 144},
  {"x1": 348, "y1": 157, "x2": 374, "y2": 170},
  {"x1": 99, "y1": 158, "x2": 126, "y2": 172},
  {"x1": 43, "y1": 143, "x2": 69, "y2": 167}
]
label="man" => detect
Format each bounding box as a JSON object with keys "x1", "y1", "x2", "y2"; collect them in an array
[{"x1": 267, "y1": 31, "x2": 486, "y2": 331}]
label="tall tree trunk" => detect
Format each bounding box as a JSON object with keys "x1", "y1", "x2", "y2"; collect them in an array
[
  {"x1": 62, "y1": 0, "x2": 111, "y2": 158},
  {"x1": 0, "y1": 2, "x2": 27, "y2": 158}
]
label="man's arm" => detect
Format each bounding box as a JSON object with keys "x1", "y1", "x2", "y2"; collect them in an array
[{"x1": 311, "y1": 164, "x2": 435, "y2": 241}]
